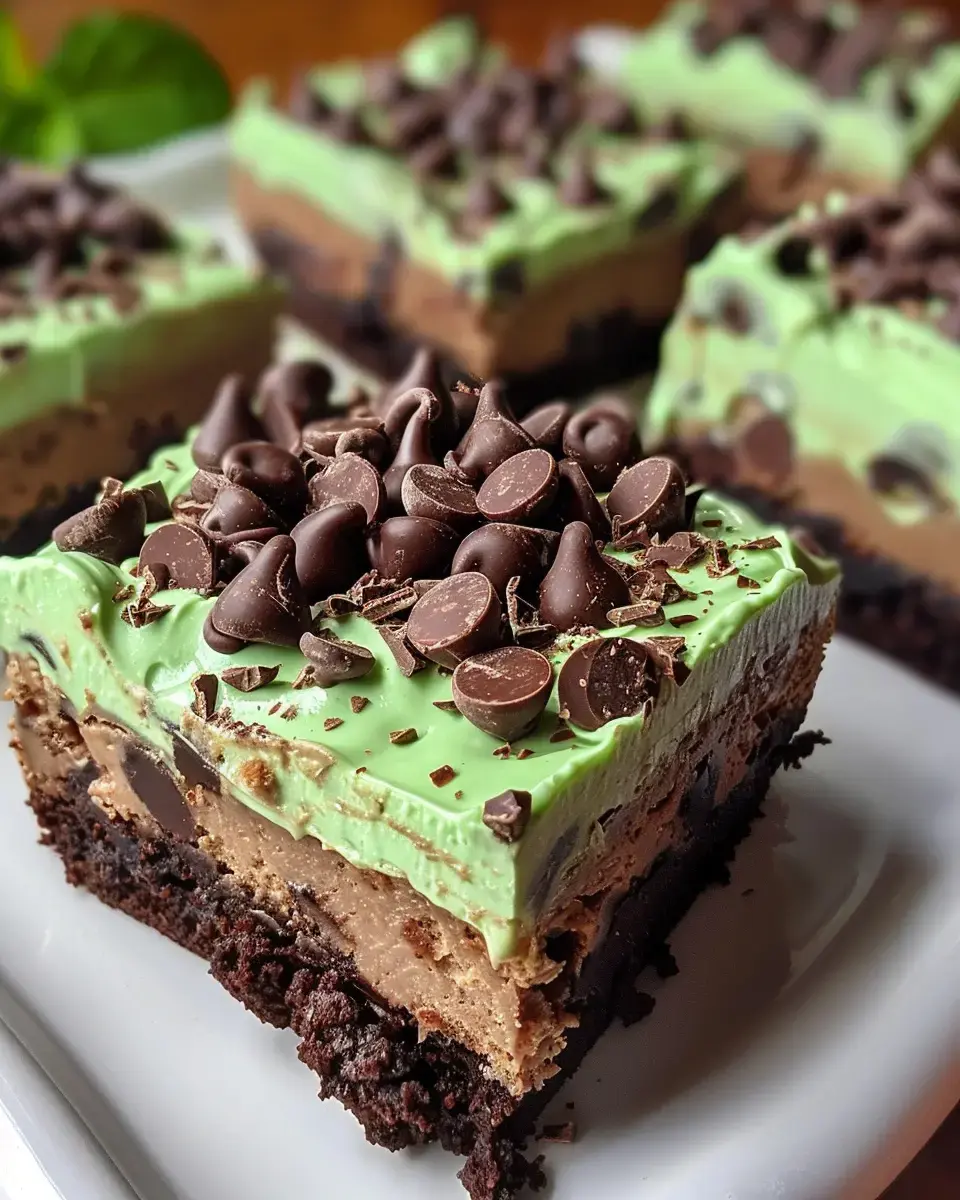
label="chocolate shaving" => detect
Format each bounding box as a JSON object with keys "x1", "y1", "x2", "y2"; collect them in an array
[
  {"x1": 323, "y1": 717, "x2": 344, "y2": 731},
  {"x1": 377, "y1": 623, "x2": 428, "y2": 677},
  {"x1": 350, "y1": 695, "x2": 370, "y2": 713},
  {"x1": 220, "y1": 664, "x2": 280, "y2": 692},
  {"x1": 607, "y1": 601, "x2": 665, "y2": 627},
  {"x1": 389, "y1": 727, "x2": 419, "y2": 745}
]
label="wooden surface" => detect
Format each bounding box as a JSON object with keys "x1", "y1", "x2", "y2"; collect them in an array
[{"x1": 10, "y1": 0, "x2": 960, "y2": 1196}]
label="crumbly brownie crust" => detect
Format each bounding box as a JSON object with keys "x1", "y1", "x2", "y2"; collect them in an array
[{"x1": 17, "y1": 685, "x2": 813, "y2": 1199}]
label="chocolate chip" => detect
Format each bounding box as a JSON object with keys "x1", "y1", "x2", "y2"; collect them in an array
[
  {"x1": 382, "y1": 389, "x2": 446, "y2": 510},
  {"x1": 387, "y1": 93, "x2": 444, "y2": 151},
  {"x1": 867, "y1": 452, "x2": 936, "y2": 499},
  {"x1": 351, "y1": 695, "x2": 369, "y2": 713},
  {"x1": 202, "y1": 609, "x2": 245, "y2": 655},
  {"x1": 454, "y1": 380, "x2": 535, "y2": 481},
  {"x1": 335, "y1": 426, "x2": 390, "y2": 468},
  {"x1": 558, "y1": 636, "x2": 652, "y2": 731},
  {"x1": 259, "y1": 360, "x2": 334, "y2": 452},
  {"x1": 521, "y1": 401, "x2": 572, "y2": 454},
  {"x1": 463, "y1": 171, "x2": 512, "y2": 222},
  {"x1": 562, "y1": 400, "x2": 639, "y2": 491},
  {"x1": 208, "y1": 535, "x2": 311, "y2": 649},
  {"x1": 201, "y1": 483, "x2": 280, "y2": 540},
  {"x1": 310, "y1": 453, "x2": 387, "y2": 525},
  {"x1": 452, "y1": 646, "x2": 553, "y2": 741},
  {"x1": 452, "y1": 522, "x2": 557, "y2": 598},
  {"x1": 735, "y1": 410, "x2": 794, "y2": 486},
  {"x1": 644, "y1": 530, "x2": 708, "y2": 570},
  {"x1": 558, "y1": 149, "x2": 611, "y2": 207},
  {"x1": 299, "y1": 631, "x2": 375, "y2": 684},
  {"x1": 406, "y1": 571, "x2": 503, "y2": 668},
  {"x1": 221, "y1": 664, "x2": 280, "y2": 692},
  {"x1": 554, "y1": 459, "x2": 611, "y2": 543},
  {"x1": 476, "y1": 448, "x2": 559, "y2": 525},
  {"x1": 133, "y1": 481, "x2": 171, "y2": 523},
  {"x1": 606, "y1": 456, "x2": 686, "y2": 541},
  {"x1": 584, "y1": 88, "x2": 639, "y2": 135},
  {"x1": 221, "y1": 441, "x2": 309, "y2": 525},
  {"x1": 53, "y1": 488, "x2": 146, "y2": 565},
  {"x1": 389, "y1": 727, "x2": 419, "y2": 745},
  {"x1": 138, "y1": 523, "x2": 215, "y2": 592},
  {"x1": 361, "y1": 584, "x2": 418, "y2": 622},
  {"x1": 378, "y1": 348, "x2": 459, "y2": 439},
  {"x1": 89, "y1": 196, "x2": 170, "y2": 251},
  {"x1": 366, "y1": 515, "x2": 460, "y2": 583},
  {"x1": 290, "y1": 502, "x2": 369, "y2": 602},
  {"x1": 400, "y1": 463, "x2": 478, "y2": 531},
  {"x1": 191, "y1": 673, "x2": 218, "y2": 719},
  {"x1": 326, "y1": 105, "x2": 373, "y2": 146},
  {"x1": 377, "y1": 623, "x2": 427, "y2": 676},
  {"x1": 191, "y1": 375, "x2": 264, "y2": 471},
  {"x1": 538, "y1": 522, "x2": 630, "y2": 632},
  {"x1": 482, "y1": 789, "x2": 531, "y2": 843},
  {"x1": 122, "y1": 740, "x2": 194, "y2": 840}
]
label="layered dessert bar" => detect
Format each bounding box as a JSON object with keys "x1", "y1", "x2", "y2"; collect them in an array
[
  {"x1": 645, "y1": 148, "x2": 960, "y2": 691},
  {"x1": 0, "y1": 161, "x2": 280, "y2": 554},
  {"x1": 616, "y1": 0, "x2": 960, "y2": 219},
  {"x1": 229, "y1": 18, "x2": 742, "y2": 405},
  {"x1": 1, "y1": 360, "x2": 837, "y2": 1196}
]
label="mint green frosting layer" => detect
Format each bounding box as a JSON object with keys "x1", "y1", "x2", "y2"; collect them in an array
[
  {"x1": 229, "y1": 20, "x2": 739, "y2": 304},
  {"x1": 0, "y1": 230, "x2": 277, "y2": 434},
  {"x1": 620, "y1": 1, "x2": 960, "y2": 181},
  {"x1": 645, "y1": 201, "x2": 960, "y2": 515},
  {"x1": 0, "y1": 434, "x2": 837, "y2": 963}
]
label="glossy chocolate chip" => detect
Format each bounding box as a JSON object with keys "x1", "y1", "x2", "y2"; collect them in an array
[
  {"x1": 735, "y1": 409, "x2": 795, "y2": 485},
  {"x1": 405, "y1": 571, "x2": 503, "y2": 668},
  {"x1": 367, "y1": 515, "x2": 460, "y2": 583},
  {"x1": 134, "y1": 480, "x2": 171, "y2": 523},
  {"x1": 208, "y1": 534, "x2": 311, "y2": 649},
  {"x1": 555, "y1": 459, "x2": 611, "y2": 542},
  {"x1": 220, "y1": 664, "x2": 280, "y2": 692},
  {"x1": 452, "y1": 522, "x2": 557, "y2": 597},
  {"x1": 299, "y1": 630, "x2": 375, "y2": 685},
  {"x1": 562, "y1": 400, "x2": 639, "y2": 491},
  {"x1": 290, "y1": 503, "x2": 369, "y2": 602},
  {"x1": 521, "y1": 401, "x2": 572, "y2": 454},
  {"x1": 482, "y1": 789, "x2": 532, "y2": 843},
  {"x1": 400, "y1": 463, "x2": 478, "y2": 531},
  {"x1": 538, "y1": 521, "x2": 630, "y2": 632},
  {"x1": 122, "y1": 740, "x2": 194, "y2": 840},
  {"x1": 310, "y1": 453, "x2": 387, "y2": 525},
  {"x1": 606, "y1": 456, "x2": 686, "y2": 541},
  {"x1": 558, "y1": 636, "x2": 652, "y2": 731},
  {"x1": 138, "y1": 523, "x2": 215, "y2": 592},
  {"x1": 452, "y1": 646, "x2": 553, "y2": 741},
  {"x1": 201, "y1": 483, "x2": 281, "y2": 540},
  {"x1": 455, "y1": 380, "x2": 535, "y2": 480},
  {"x1": 221, "y1": 441, "x2": 309, "y2": 525},
  {"x1": 202, "y1": 609, "x2": 246, "y2": 655},
  {"x1": 335, "y1": 425, "x2": 390, "y2": 467},
  {"x1": 301, "y1": 414, "x2": 384, "y2": 460},
  {"x1": 378, "y1": 347, "x2": 459, "y2": 438},
  {"x1": 188, "y1": 469, "x2": 226, "y2": 504},
  {"x1": 259, "y1": 360, "x2": 334, "y2": 452},
  {"x1": 191, "y1": 374, "x2": 264, "y2": 471},
  {"x1": 53, "y1": 489, "x2": 146, "y2": 565},
  {"x1": 476, "y1": 447, "x2": 559, "y2": 524},
  {"x1": 382, "y1": 390, "x2": 443, "y2": 510}
]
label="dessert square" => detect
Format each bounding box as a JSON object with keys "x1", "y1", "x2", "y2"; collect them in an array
[
  {"x1": 617, "y1": 0, "x2": 960, "y2": 219},
  {"x1": 0, "y1": 161, "x2": 281, "y2": 554},
  {"x1": 229, "y1": 18, "x2": 743, "y2": 406},
  {"x1": 645, "y1": 148, "x2": 960, "y2": 691},
  {"x1": 0, "y1": 359, "x2": 837, "y2": 1197}
]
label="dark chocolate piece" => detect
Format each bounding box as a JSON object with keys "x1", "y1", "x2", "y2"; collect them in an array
[
  {"x1": 452, "y1": 646, "x2": 553, "y2": 741},
  {"x1": 377, "y1": 623, "x2": 428, "y2": 676},
  {"x1": 191, "y1": 374, "x2": 263, "y2": 471},
  {"x1": 121, "y1": 740, "x2": 194, "y2": 840},
  {"x1": 538, "y1": 521, "x2": 630, "y2": 631},
  {"x1": 221, "y1": 441, "x2": 309, "y2": 525},
  {"x1": 310, "y1": 454, "x2": 387, "y2": 525},
  {"x1": 259, "y1": 360, "x2": 334, "y2": 452},
  {"x1": 605, "y1": 456, "x2": 686, "y2": 541},
  {"x1": 452, "y1": 522, "x2": 557, "y2": 597},
  {"x1": 555, "y1": 459, "x2": 612, "y2": 542},
  {"x1": 382, "y1": 389, "x2": 444, "y2": 509},
  {"x1": 201, "y1": 483, "x2": 281, "y2": 540},
  {"x1": 190, "y1": 673, "x2": 218, "y2": 719},
  {"x1": 138, "y1": 523, "x2": 215, "y2": 592},
  {"x1": 290, "y1": 503, "x2": 369, "y2": 602},
  {"x1": 405, "y1": 571, "x2": 502, "y2": 668},
  {"x1": 366, "y1": 515, "x2": 460, "y2": 583},
  {"x1": 220, "y1": 664, "x2": 281, "y2": 692},
  {"x1": 299, "y1": 631, "x2": 375, "y2": 684},
  {"x1": 53, "y1": 487, "x2": 146, "y2": 565},
  {"x1": 208, "y1": 535, "x2": 311, "y2": 649},
  {"x1": 521, "y1": 401, "x2": 572, "y2": 454},
  {"x1": 400, "y1": 463, "x2": 478, "y2": 531},
  {"x1": 562, "y1": 399, "x2": 639, "y2": 491},
  {"x1": 454, "y1": 381, "x2": 535, "y2": 481},
  {"x1": 558, "y1": 636, "x2": 652, "y2": 731},
  {"x1": 644, "y1": 531, "x2": 708, "y2": 570},
  {"x1": 476, "y1": 447, "x2": 559, "y2": 524},
  {"x1": 482, "y1": 789, "x2": 532, "y2": 843}
]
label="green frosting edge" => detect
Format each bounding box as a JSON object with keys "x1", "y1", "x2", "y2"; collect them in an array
[
  {"x1": 0, "y1": 229, "x2": 279, "y2": 434},
  {"x1": 228, "y1": 19, "x2": 740, "y2": 304},
  {"x1": 645, "y1": 200, "x2": 960, "y2": 514},
  {"x1": 620, "y1": 0, "x2": 960, "y2": 181},
  {"x1": 0, "y1": 432, "x2": 837, "y2": 963}
]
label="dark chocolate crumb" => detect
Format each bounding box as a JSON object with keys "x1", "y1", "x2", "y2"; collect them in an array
[
  {"x1": 350, "y1": 695, "x2": 369, "y2": 714},
  {"x1": 669, "y1": 613, "x2": 698, "y2": 627},
  {"x1": 221, "y1": 664, "x2": 280, "y2": 692},
  {"x1": 538, "y1": 1122, "x2": 576, "y2": 1144},
  {"x1": 430, "y1": 764, "x2": 456, "y2": 787},
  {"x1": 493, "y1": 744, "x2": 511, "y2": 759},
  {"x1": 389, "y1": 727, "x2": 418, "y2": 745},
  {"x1": 780, "y1": 728, "x2": 830, "y2": 769},
  {"x1": 432, "y1": 699, "x2": 459, "y2": 713},
  {"x1": 516, "y1": 747, "x2": 534, "y2": 760},
  {"x1": 280, "y1": 705, "x2": 298, "y2": 720},
  {"x1": 454, "y1": 789, "x2": 464, "y2": 799},
  {"x1": 740, "y1": 535, "x2": 782, "y2": 550},
  {"x1": 736, "y1": 575, "x2": 760, "y2": 589},
  {"x1": 550, "y1": 728, "x2": 575, "y2": 743},
  {"x1": 355, "y1": 765, "x2": 367, "y2": 774},
  {"x1": 324, "y1": 716, "x2": 344, "y2": 731}
]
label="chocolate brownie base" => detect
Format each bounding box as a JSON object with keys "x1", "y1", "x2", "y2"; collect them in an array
[
  {"x1": 19, "y1": 696, "x2": 811, "y2": 1199},
  {"x1": 252, "y1": 226, "x2": 666, "y2": 410},
  {"x1": 721, "y1": 485, "x2": 960, "y2": 693}
]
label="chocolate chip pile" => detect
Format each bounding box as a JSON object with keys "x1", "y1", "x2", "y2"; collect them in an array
[
  {"x1": 772, "y1": 148, "x2": 960, "y2": 338},
  {"x1": 53, "y1": 348, "x2": 713, "y2": 742},
  {"x1": 286, "y1": 31, "x2": 689, "y2": 220},
  {"x1": 692, "y1": 0, "x2": 944, "y2": 102},
  {"x1": 0, "y1": 160, "x2": 172, "y2": 324}
]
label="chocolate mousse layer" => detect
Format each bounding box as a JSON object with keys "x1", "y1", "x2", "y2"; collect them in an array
[{"x1": 10, "y1": 605, "x2": 829, "y2": 1199}]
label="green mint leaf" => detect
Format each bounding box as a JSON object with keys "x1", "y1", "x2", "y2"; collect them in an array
[
  {"x1": 0, "y1": 87, "x2": 53, "y2": 159},
  {"x1": 0, "y1": 10, "x2": 34, "y2": 92},
  {"x1": 41, "y1": 12, "x2": 231, "y2": 156}
]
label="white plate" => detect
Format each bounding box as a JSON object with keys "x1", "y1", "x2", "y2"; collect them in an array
[{"x1": 1, "y1": 636, "x2": 960, "y2": 1200}]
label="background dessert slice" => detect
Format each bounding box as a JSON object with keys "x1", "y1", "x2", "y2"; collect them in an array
[
  {"x1": 0, "y1": 364, "x2": 838, "y2": 1199},
  {"x1": 229, "y1": 18, "x2": 743, "y2": 407},
  {"x1": 0, "y1": 161, "x2": 281, "y2": 555},
  {"x1": 615, "y1": 0, "x2": 960, "y2": 219},
  {"x1": 645, "y1": 147, "x2": 960, "y2": 691}
]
